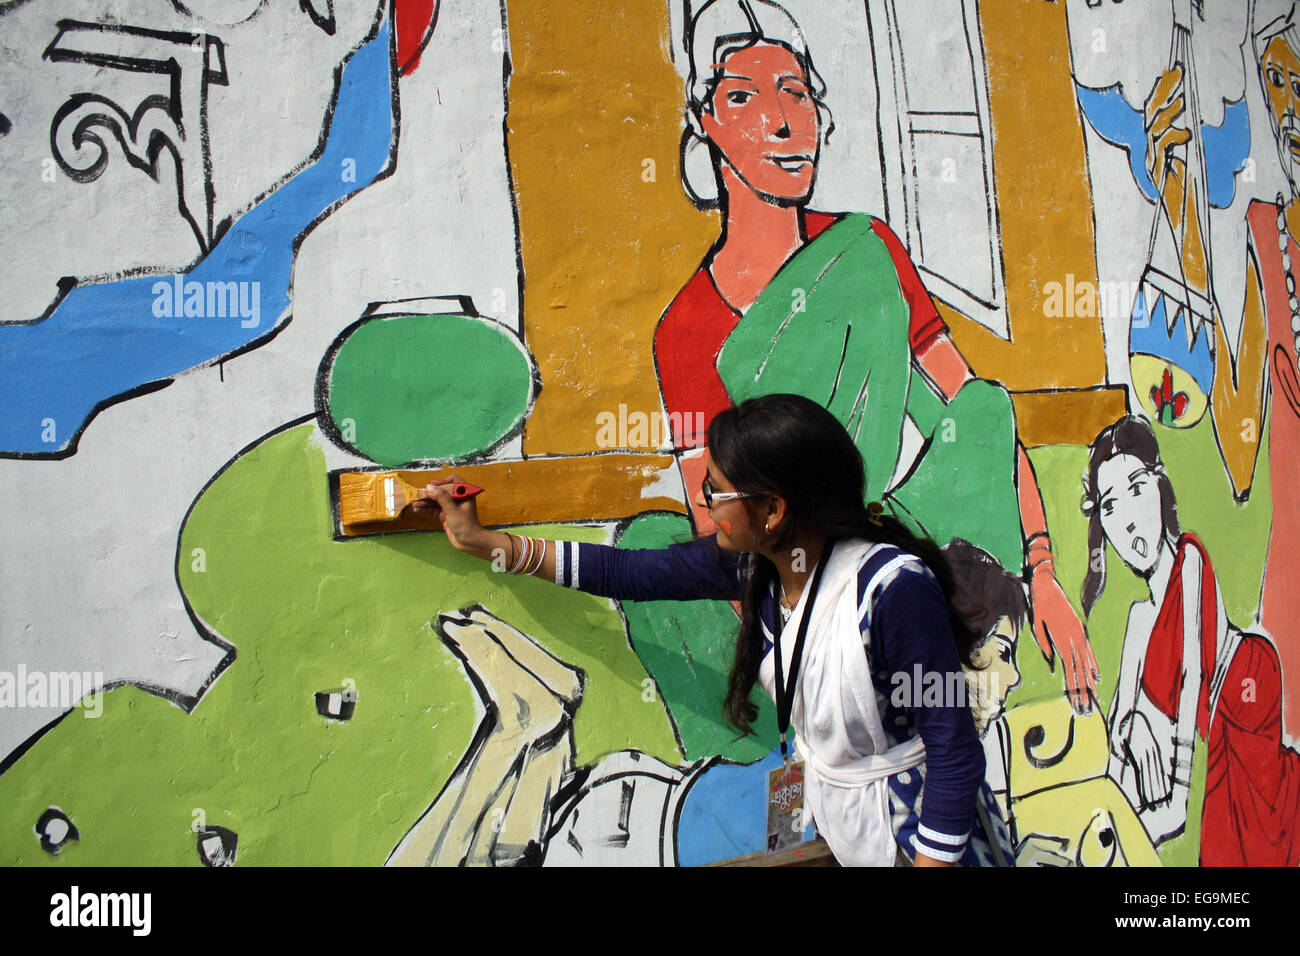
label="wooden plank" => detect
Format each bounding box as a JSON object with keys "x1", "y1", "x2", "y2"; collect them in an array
[
  {"x1": 704, "y1": 838, "x2": 839, "y2": 867},
  {"x1": 331, "y1": 452, "x2": 685, "y2": 538}
]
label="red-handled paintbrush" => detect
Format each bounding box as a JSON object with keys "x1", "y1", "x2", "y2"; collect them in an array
[{"x1": 339, "y1": 471, "x2": 484, "y2": 529}]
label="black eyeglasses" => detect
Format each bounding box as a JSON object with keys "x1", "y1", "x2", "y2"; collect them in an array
[{"x1": 701, "y1": 476, "x2": 753, "y2": 510}]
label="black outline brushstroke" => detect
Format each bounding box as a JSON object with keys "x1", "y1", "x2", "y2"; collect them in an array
[
  {"x1": 300, "y1": 0, "x2": 336, "y2": 35},
  {"x1": 543, "y1": 757, "x2": 692, "y2": 862},
  {"x1": 44, "y1": 20, "x2": 229, "y2": 250},
  {"x1": 1023, "y1": 714, "x2": 1076, "y2": 770},
  {"x1": 49, "y1": 92, "x2": 209, "y2": 250},
  {"x1": 171, "y1": 0, "x2": 268, "y2": 25},
  {"x1": 35, "y1": 806, "x2": 79, "y2": 855},
  {"x1": 196, "y1": 824, "x2": 238, "y2": 865},
  {"x1": 493, "y1": 0, "x2": 528, "y2": 436}
]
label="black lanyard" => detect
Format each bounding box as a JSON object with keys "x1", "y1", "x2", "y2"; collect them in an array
[{"x1": 773, "y1": 540, "x2": 834, "y2": 764}]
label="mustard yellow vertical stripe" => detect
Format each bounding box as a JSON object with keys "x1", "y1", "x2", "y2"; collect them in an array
[{"x1": 506, "y1": 1, "x2": 718, "y2": 455}]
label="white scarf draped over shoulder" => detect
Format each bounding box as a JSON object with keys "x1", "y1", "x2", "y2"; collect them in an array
[{"x1": 757, "y1": 538, "x2": 928, "y2": 867}]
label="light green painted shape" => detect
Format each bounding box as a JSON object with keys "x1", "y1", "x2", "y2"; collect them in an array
[
  {"x1": 326, "y1": 313, "x2": 533, "y2": 465},
  {"x1": 0, "y1": 424, "x2": 679, "y2": 865}
]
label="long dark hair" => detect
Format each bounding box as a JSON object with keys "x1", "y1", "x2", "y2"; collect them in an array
[
  {"x1": 1080, "y1": 416, "x2": 1180, "y2": 617},
  {"x1": 710, "y1": 394, "x2": 983, "y2": 736}
]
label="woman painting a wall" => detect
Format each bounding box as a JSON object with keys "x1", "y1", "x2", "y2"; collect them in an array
[{"x1": 653, "y1": 0, "x2": 1099, "y2": 712}]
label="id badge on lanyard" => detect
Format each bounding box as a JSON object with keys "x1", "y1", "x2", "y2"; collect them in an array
[
  {"x1": 765, "y1": 759, "x2": 806, "y2": 853},
  {"x1": 764, "y1": 541, "x2": 833, "y2": 855}
]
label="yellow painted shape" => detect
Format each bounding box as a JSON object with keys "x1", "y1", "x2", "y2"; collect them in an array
[
  {"x1": 1131, "y1": 353, "x2": 1209, "y2": 428},
  {"x1": 1004, "y1": 697, "x2": 1109, "y2": 799},
  {"x1": 1013, "y1": 777, "x2": 1162, "y2": 867},
  {"x1": 334, "y1": 453, "x2": 684, "y2": 536},
  {"x1": 1011, "y1": 386, "x2": 1129, "y2": 448},
  {"x1": 943, "y1": 1, "x2": 1107, "y2": 397},
  {"x1": 506, "y1": 1, "x2": 718, "y2": 455}
]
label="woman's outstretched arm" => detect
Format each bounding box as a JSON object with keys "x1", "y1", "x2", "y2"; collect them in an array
[{"x1": 418, "y1": 477, "x2": 747, "y2": 602}]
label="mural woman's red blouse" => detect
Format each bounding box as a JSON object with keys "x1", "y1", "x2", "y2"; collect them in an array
[{"x1": 654, "y1": 211, "x2": 947, "y2": 448}]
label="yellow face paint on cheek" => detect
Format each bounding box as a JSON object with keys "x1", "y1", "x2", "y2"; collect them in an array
[{"x1": 718, "y1": 518, "x2": 733, "y2": 536}]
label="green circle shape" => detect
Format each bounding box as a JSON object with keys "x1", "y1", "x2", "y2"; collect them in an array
[{"x1": 326, "y1": 313, "x2": 533, "y2": 465}]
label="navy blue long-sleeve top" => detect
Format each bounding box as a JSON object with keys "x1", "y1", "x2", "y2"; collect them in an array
[{"x1": 551, "y1": 534, "x2": 986, "y2": 861}]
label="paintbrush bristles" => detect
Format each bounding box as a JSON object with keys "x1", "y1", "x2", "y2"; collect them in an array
[
  {"x1": 338, "y1": 471, "x2": 430, "y2": 526},
  {"x1": 387, "y1": 475, "x2": 428, "y2": 515},
  {"x1": 338, "y1": 472, "x2": 482, "y2": 531}
]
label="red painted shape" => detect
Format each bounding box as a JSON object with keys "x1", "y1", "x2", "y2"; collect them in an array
[
  {"x1": 717, "y1": 518, "x2": 733, "y2": 537},
  {"x1": 654, "y1": 212, "x2": 945, "y2": 450},
  {"x1": 395, "y1": 0, "x2": 438, "y2": 77}
]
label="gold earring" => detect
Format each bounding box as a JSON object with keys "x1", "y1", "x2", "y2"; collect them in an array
[{"x1": 764, "y1": 521, "x2": 771, "y2": 534}]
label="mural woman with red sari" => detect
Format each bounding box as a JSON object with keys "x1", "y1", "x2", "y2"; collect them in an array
[{"x1": 1082, "y1": 416, "x2": 1300, "y2": 865}]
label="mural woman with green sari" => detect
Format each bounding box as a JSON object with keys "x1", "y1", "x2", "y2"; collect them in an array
[{"x1": 654, "y1": 0, "x2": 1100, "y2": 712}]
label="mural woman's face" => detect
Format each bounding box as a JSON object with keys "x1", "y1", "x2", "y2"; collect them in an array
[
  {"x1": 699, "y1": 42, "x2": 820, "y2": 205},
  {"x1": 966, "y1": 615, "x2": 1020, "y2": 736},
  {"x1": 1095, "y1": 453, "x2": 1165, "y2": 575}
]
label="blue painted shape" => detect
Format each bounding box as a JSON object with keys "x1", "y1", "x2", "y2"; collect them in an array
[
  {"x1": 1129, "y1": 287, "x2": 1215, "y2": 392},
  {"x1": 1077, "y1": 85, "x2": 1156, "y2": 200},
  {"x1": 1076, "y1": 84, "x2": 1250, "y2": 209},
  {"x1": 1203, "y1": 100, "x2": 1251, "y2": 209},
  {"x1": 677, "y1": 746, "x2": 815, "y2": 866},
  {"x1": 0, "y1": 23, "x2": 394, "y2": 455}
]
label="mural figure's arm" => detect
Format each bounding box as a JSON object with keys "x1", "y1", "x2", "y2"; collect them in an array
[
  {"x1": 387, "y1": 608, "x2": 582, "y2": 867},
  {"x1": 1146, "y1": 64, "x2": 1269, "y2": 498},
  {"x1": 916, "y1": 335, "x2": 1100, "y2": 713},
  {"x1": 1107, "y1": 602, "x2": 1164, "y2": 811},
  {"x1": 1168, "y1": 542, "x2": 1204, "y2": 824},
  {"x1": 1107, "y1": 605, "x2": 1144, "y2": 765},
  {"x1": 1145, "y1": 66, "x2": 1209, "y2": 300}
]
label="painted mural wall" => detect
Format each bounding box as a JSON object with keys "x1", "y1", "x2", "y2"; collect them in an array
[{"x1": 0, "y1": 0, "x2": 1295, "y2": 866}]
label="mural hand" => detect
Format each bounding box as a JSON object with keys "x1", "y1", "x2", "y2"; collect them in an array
[
  {"x1": 1144, "y1": 64, "x2": 1189, "y2": 203},
  {"x1": 1122, "y1": 711, "x2": 1171, "y2": 808},
  {"x1": 1031, "y1": 569, "x2": 1099, "y2": 715},
  {"x1": 1108, "y1": 713, "x2": 1130, "y2": 761}
]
